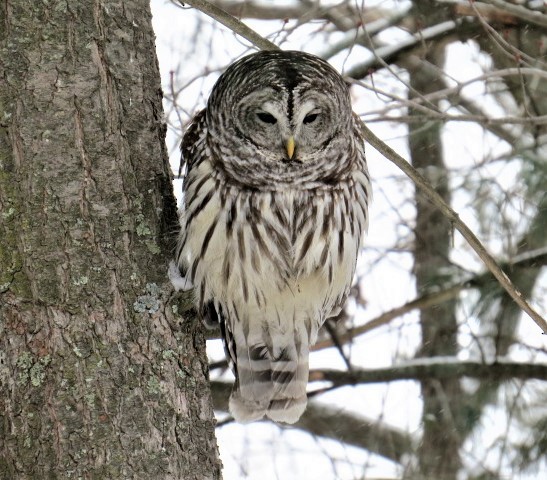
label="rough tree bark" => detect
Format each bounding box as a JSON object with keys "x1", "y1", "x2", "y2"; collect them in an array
[{"x1": 0, "y1": 1, "x2": 221, "y2": 478}]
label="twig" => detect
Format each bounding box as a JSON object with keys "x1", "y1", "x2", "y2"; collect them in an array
[
  {"x1": 320, "y1": 7, "x2": 410, "y2": 60},
  {"x1": 462, "y1": 0, "x2": 547, "y2": 29},
  {"x1": 180, "y1": 0, "x2": 279, "y2": 51},
  {"x1": 356, "y1": 67, "x2": 547, "y2": 117},
  {"x1": 312, "y1": 285, "x2": 465, "y2": 351},
  {"x1": 313, "y1": 247, "x2": 547, "y2": 351},
  {"x1": 360, "y1": 120, "x2": 547, "y2": 334},
  {"x1": 323, "y1": 318, "x2": 353, "y2": 370},
  {"x1": 345, "y1": 19, "x2": 463, "y2": 78},
  {"x1": 366, "y1": 113, "x2": 547, "y2": 126},
  {"x1": 353, "y1": 64, "x2": 545, "y2": 165},
  {"x1": 469, "y1": 1, "x2": 545, "y2": 68}
]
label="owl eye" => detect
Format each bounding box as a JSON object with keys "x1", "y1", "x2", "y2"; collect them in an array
[
  {"x1": 256, "y1": 112, "x2": 277, "y2": 124},
  {"x1": 303, "y1": 113, "x2": 319, "y2": 124}
]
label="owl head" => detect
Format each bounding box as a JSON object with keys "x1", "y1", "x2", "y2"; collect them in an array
[{"x1": 205, "y1": 50, "x2": 355, "y2": 186}]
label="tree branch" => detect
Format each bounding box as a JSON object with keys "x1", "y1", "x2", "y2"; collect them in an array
[
  {"x1": 356, "y1": 62, "x2": 547, "y2": 164},
  {"x1": 483, "y1": 0, "x2": 547, "y2": 28},
  {"x1": 180, "y1": 0, "x2": 279, "y2": 50},
  {"x1": 204, "y1": 0, "x2": 385, "y2": 32},
  {"x1": 201, "y1": 0, "x2": 313, "y2": 20},
  {"x1": 311, "y1": 358, "x2": 547, "y2": 385},
  {"x1": 313, "y1": 246, "x2": 547, "y2": 351},
  {"x1": 320, "y1": 7, "x2": 410, "y2": 60},
  {"x1": 312, "y1": 285, "x2": 465, "y2": 351},
  {"x1": 209, "y1": 381, "x2": 413, "y2": 463},
  {"x1": 209, "y1": 357, "x2": 546, "y2": 461},
  {"x1": 295, "y1": 401, "x2": 413, "y2": 464},
  {"x1": 452, "y1": 0, "x2": 547, "y2": 29},
  {"x1": 345, "y1": 19, "x2": 466, "y2": 78}
]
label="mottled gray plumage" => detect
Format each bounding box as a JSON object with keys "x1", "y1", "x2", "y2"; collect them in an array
[{"x1": 175, "y1": 50, "x2": 371, "y2": 423}]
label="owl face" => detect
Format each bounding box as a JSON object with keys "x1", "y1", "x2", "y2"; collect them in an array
[
  {"x1": 206, "y1": 51, "x2": 354, "y2": 184},
  {"x1": 233, "y1": 87, "x2": 341, "y2": 163}
]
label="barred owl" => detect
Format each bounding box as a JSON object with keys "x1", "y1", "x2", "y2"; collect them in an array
[{"x1": 175, "y1": 50, "x2": 371, "y2": 424}]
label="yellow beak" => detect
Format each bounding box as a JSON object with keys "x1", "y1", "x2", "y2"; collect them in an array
[{"x1": 286, "y1": 136, "x2": 295, "y2": 160}]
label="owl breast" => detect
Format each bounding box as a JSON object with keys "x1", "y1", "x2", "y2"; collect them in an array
[{"x1": 180, "y1": 154, "x2": 369, "y2": 339}]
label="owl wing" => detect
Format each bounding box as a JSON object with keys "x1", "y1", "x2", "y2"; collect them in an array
[
  {"x1": 181, "y1": 108, "x2": 207, "y2": 173},
  {"x1": 184, "y1": 109, "x2": 223, "y2": 329},
  {"x1": 176, "y1": 109, "x2": 220, "y2": 328}
]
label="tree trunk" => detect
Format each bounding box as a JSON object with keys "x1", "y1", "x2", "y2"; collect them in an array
[
  {"x1": 0, "y1": 1, "x2": 221, "y2": 478},
  {"x1": 407, "y1": 3, "x2": 463, "y2": 477},
  {"x1": 409, "y1": 50, "x2": 463, "y2": 478}
]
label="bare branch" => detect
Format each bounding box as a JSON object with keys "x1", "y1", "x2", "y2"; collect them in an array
[
  {"x1": 468, "y1": 1, "x2": 545, "y2": 68},
  {"x1": 295, "y1": 401, "x2": 413, "y2": 464},
  {"x1": 483, "y1": 0, "x2": 547, "y2": 28},
  {"x1": 320, "y1": 7, "x2": 410, "y2": 60},
  {"x1": 345, "y1": 19, "x2": 465, "y2": 78},
  {"x1": 368, "y1": 112, "x2": 547, "y2": 126},
  {"x1": 448, "y1": 0, "x2": 547, "y2": 29},
  {"x1": 180, "y1": 0, "x2": 279, "y2": 51},
  {"x1": 203, "y1": 0, "x2": 313, "y2": 20},
  {"x1": 209, "y1": 381, "x2": 413, "y2": 463},
  {"x1": 357, "y1": 68, "x2": 547, "y2": 126},
  {"x1": 313, "y1": 247, "x2": 547, "y2": 351},
  {"x1": 354, "y1": 63, "x2": 546, "y2": 165},
  {"x1": 209, "y1": 357, "x2": 546, "y2": 462},
  {"x1": 312, "y1": 285, "x2": 465, "y2": 351},
  {"x1": 204, "y1": 0, "x2": 386, "y2": 32},
  {"x1": 311, "y1": 358, "x2": 547, "y2": 385}
]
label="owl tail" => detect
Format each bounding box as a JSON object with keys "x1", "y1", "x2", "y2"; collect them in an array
[
  {"x1": 228, "y1": 331, "x2": 310, "y2": 424},
  {"x1": 267, "y1": 341, "x2": 309, "y2": 424}
]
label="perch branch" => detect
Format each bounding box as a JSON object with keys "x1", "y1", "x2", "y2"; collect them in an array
[{"x1": 209, "y1": 381, "x2": 413, "y2": 463}]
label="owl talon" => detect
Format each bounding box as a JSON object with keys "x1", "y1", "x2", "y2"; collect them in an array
[{"x1": 168, "y1": 261, "x2": 194, "y2": 291}]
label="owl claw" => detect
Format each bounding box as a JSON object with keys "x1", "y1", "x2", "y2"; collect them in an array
[{"x1": 168, "y1": 261, "x2": 194, "y2": 291}]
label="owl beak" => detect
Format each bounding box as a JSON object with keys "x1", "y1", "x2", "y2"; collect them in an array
[{"x1": 285, "y1": 136, "x2": 296, "y2": 160}]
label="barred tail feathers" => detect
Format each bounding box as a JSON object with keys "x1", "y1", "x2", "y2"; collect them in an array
[
  {"x1": 266, "y1": 339, "x2": 309, "y2": 424},
  {"x1": 226, "y1": 316, "x2": 311, "y2": 424},
  {"x1": 229, "y1": 342, "x2": 272, "y2": 423}
]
